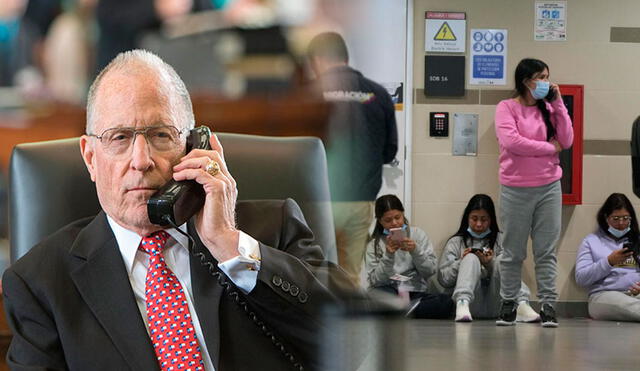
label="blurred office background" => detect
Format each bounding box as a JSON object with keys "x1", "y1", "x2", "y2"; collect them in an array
[{"x1": 0, "y1": 0, "x2": 410, "y2": 281}]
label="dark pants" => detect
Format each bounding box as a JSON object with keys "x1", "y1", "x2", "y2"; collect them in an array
[{"x1": 370, "y1": 286, "x2": 454, "y2": 319}]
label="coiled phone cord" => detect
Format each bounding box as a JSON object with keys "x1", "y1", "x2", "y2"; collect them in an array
[{"x1": 169, "y1": 222, "x2": 305, "y2": 371}]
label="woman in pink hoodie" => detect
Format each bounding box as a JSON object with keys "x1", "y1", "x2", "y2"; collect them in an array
[{"x1": 494, "y1": 58, "x2": 573, "y2": 328}]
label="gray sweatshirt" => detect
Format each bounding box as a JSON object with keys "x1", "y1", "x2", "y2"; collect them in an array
[
  {"x1": 365, "y1": 226, "x2": 437, "y2": 292},
  {"x1": 437, "y1": 233, "x2": 503, "y2": 288}
]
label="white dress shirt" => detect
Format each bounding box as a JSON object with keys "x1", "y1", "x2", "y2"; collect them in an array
[{"x1": 106, "y1": 216, "x2": 261, "y2": 371}]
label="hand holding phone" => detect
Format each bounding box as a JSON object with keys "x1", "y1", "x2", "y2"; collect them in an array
[
  {"x1": 150, "y1": 127, "x2": 240, "y2": 262},
  {"x1": 148, "y1": 126, "x2": 213, "y2": 226},
  {"x1": 476, "y1": 248, "x2": 494, "y2": 266},
  {"x1": 608, "y1": 246, "x2": 634, "y2": 266},
  {"x1": 470, "y1": 248, "x2": 484, "y2": 258},
  {"x1": 545, "y1": 83, "x2": 558, "y2": 101},
  {"x1": 389, "y1": 227, "x2": 407, "y2": 242},
  {"x1": 624, "y1": 241, "x2": 640, "y2": 266}
]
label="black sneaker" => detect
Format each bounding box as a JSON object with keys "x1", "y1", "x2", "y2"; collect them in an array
[
  {"x1": 496, "y1": 300, "x2": 517, "y2": 326},
  {"x1": 540, "y1": 304, "x2": 559, "y2": 328}
]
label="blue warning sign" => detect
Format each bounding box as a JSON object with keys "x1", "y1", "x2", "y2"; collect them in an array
[
  {"x1": 473, "y1": 55, "x2": 504, "y2": 79},
  {"x1": 469, "y1": 28, "x2": 507, "y2": 85}
]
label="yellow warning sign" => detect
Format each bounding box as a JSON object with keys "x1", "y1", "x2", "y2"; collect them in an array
[{"x1": 434, "y1": 22, "x2": 456, "y2": 41}]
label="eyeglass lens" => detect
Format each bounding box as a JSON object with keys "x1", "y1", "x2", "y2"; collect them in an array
[
  {"x1": 98, "y1": 126, "x2": 183, "y2": 155},
  {"x1": 610, "y1": 215, "x2": 631, "y2": 222}
]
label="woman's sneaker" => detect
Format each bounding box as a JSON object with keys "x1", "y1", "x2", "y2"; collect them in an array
[
  {"x1": 455, "y1": 299, "x2": 473, "y2": 322},
  {"x1": 540, "y1": 304, "x2": 559, "y2": 328},
  {"x1": 516, "y1": 301, "x2": 541, "y2": 323},
  {"x1": 495, "y1": 300, "x2": 517, "y2": 326}
]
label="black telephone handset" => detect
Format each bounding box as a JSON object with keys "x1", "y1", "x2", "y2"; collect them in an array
[{"x1": 147, "y1": 126, "x2": 212, "y2": 227}]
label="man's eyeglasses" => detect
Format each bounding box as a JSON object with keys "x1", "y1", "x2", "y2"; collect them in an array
[
  {"x1": 609, "y1": 215, "x2": 632, "y2": 222},
  {"x1": 87, "y1": 125, "x2": 187, "y2": 156}
]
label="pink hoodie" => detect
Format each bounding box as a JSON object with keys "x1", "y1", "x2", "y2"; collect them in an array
[{"x1": 495, "y1": 98, "x2": 574, "y2": 187}]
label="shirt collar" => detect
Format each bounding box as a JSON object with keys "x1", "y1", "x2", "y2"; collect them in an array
[{"x1": 106, "y1": 215, "x2": 189, "y2": 273}]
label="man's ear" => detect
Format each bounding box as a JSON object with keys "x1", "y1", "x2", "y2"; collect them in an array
[{"x1": 79, "y1": 135, "x2": 97, "y2": 182}]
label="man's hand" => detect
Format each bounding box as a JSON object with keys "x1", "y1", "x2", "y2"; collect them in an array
[{"x1": 172, "y1": 133, "x2": 240, "y2": 263}]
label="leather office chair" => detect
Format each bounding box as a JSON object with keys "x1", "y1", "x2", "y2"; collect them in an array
[
  {"x1": 9, "y1": 133, "x2": 336, "y2": 263},
  {"x1": 0, "y1": 169, "x2": 7, "y2": 238}
]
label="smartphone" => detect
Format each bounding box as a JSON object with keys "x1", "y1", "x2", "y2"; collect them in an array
[
  {"x1": 471, "y1": 246, "x2": 489, "y2": 255},
  {"x1": 623, "y1": 241, "x2": 640, "y2": 266},
  {"x1": 147, "y1": 126, "x2": 212, "y2": 226},
  {"x1": 389, "y1": 227, "x2": 406, "y2": 242},
  {"x1": 545, "y1": 85, "x2": 557, "y2": 101}
]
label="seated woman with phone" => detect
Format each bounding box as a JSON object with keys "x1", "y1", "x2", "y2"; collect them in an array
[
  {"x1": 575, "y1": 193, "x2": 640, "y2": 321},
  {"x1": 365, "y1": 194, "x2": 453, "y2": 319},
  {"x1": 438, "y1": 194, "x2": 539, "y2": 323}
]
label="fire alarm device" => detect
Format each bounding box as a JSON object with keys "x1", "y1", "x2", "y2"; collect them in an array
[{"x1": 430, "y1": 112, "x2": 449, "y2": 137}]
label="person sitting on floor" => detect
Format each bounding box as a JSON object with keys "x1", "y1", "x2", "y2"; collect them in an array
[
  {"x1": 438, "y1": 194, "x2": 540, "y2": 323},
  {"x1": 365, "y1": 194, "x2": 453, "y2": 318},
  {"x1": 575, "y1": 192, "x2": 640, "y2": 322}
]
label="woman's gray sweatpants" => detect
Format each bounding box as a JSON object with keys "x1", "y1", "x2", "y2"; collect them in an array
[
  {"x1": 499, "y1": 180, "x2": 561, "y2": 306},
  {"x1": 589, "y1": 291, "x2": 640, "y2": 322},
  {"x1": 453, "y1": 253, "x2": 531, "y2": 318}
]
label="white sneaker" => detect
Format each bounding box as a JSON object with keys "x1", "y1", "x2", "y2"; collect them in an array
[
  {"x1": 455, "y1": 299, "x2": 473, "y2": 322},
  {"x1": 516, "y1": 301, "x2": 541, "y2": 323}
]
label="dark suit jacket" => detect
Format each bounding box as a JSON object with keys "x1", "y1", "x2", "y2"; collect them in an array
[{"x1": 3, "y1": 199, "x2": 350, "y2": 371}]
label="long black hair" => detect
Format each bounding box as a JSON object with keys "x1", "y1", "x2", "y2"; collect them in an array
[
  {"x1": 370, "y1": 194, "x2": 408, "y2": 258},
  {"x1": 596, "y1": 193, "x2": 639, "y2": 241},
  {"x1": 449, "y1": 194, "x2": 499, "y2": 249},
  {"x1": 514, "y1": 58, "x2": 556, "y2": 141}
]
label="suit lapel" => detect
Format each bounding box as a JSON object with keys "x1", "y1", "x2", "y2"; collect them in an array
[
  {"x1": 69, "y1": 212, "x2": 159, "y2": 371},
  {"x1": 187, "y1": 221, "x2": 224, "y2": 370}
]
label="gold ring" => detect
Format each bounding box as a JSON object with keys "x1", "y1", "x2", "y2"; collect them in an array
[{"x1": 205, "y1": 160, "x2": 220, "y2": 177}]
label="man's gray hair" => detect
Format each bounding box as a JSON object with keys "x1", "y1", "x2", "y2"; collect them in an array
[{"x1": 86, "y1": 50, "x2": 195, "y2": 134}]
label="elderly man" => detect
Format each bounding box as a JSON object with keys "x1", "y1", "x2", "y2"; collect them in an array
[{"x1": 3, "y1": 50, "x2": 351, "y2": 371}]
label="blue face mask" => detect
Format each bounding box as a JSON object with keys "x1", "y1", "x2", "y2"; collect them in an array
[
  {"x1": 608, "y1": 226, "x2": 630, "y2": 239},
  {"x1": 529, "y1": 80, "x2": 550, "y2": 100},
  {"x1": 383, "y1": 223, "x2": 408, "y2": 235},
  {"x1": 467, "y1": 227, "x2": 491, "y2": 239}
]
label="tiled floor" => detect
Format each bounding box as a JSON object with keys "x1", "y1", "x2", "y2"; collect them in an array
[
  {"x1": 337, "y1": 317, "x2": 640, "y2": 371},
  {"x1": 401, "y1": 319, "x2": 640, "y2": 371}
]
